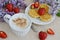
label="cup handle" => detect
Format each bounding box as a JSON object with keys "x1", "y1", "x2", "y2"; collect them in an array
[{"x1": 3, "y1": 14, "x2": 11, "y2": 24}]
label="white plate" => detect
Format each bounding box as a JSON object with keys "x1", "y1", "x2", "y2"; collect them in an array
[{"x1": 25, "y1": 3, "x2": 56, "y2": 25}]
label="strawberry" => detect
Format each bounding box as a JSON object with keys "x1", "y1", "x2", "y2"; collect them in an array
[
  {"x1": 0, "y1": 33, "x2": 1, "y2": 37},
  {"x1": 47, "y1": 28, "x2": 55, "y2": 35},
  {"x1": 31, "y1": 4, "x2": 35, "y2": 9},
  {"x1": 6, "y1": 3, "x2": 13, "y2": 12},
  {"x1": 38, "y1": 8, "x2": 46, "y2": 16},
  {"x1": 31, "y1": 2, "x2": 39, "y2": 9},
  {"x1": 13, "y1": 7, "x2": 20, "y2": 13},
  {"x1": 0, "y1": 31, "x2": 7, "y2": 39},
  {"x1": 39, "y1": 31, "x2": 47, "y2": 40},
  {"x1": 34, "y1": 2, "x2": 39, "y2": 8}
]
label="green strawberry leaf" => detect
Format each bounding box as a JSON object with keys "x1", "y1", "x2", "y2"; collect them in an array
[
  {"x1": 56, "y1": 13, "x2": 60, "y2": 17},
  {"x1": 56, "y1": 10, "x2": 60, "y2": 17}
]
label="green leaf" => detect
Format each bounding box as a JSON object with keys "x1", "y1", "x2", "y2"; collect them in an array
[
  {"x1": 56, "y1": 12, "x2": 60, "y2": 17},
  {"x1": 56, "y1": 10, "x2": 60, "y2": 17}
]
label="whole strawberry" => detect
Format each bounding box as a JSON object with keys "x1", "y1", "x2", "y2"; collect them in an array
[
  {"x1": 0, "y1": 31, "x2": 7, "y2": 39},
  {"x1": 39, "y1": 31, "x2": 47, "y2": 40},
  {"x1": 13, "y1": 7, "x2": 20, "y2": 13},
  {"x1": 6, "y1": 3, "x2": 13, "y2": 12},
  {"x1": 38, "y1": 8, "x2": 46, "y2": 16},
  {"x1": 34, "y1": 2, "x2": 39, "y2": 8}
]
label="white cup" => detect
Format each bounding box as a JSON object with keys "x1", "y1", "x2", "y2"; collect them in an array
[{"x1": 3, "y1": 13, "x2": 32, "y2": 36}]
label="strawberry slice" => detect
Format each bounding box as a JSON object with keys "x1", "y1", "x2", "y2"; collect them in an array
[{"x1": 47, "y1": 28, "x2": 55, "y2": 35}]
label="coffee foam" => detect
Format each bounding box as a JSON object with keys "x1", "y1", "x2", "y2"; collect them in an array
[{"x1": 9, "y1": 14, "x2": 30, "y2": 31}]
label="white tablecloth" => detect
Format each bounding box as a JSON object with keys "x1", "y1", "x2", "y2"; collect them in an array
[
  {"x1": 0, "y1": 16, "x2": 60, "y2": 40},
  {"x1": 0, "y1": 0, "x2": 60, "y2": 40}
]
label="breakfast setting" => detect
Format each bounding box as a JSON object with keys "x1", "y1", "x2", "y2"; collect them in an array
[{"x1": 0, "y1": 0, "x2": 60, "y2": 40}]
